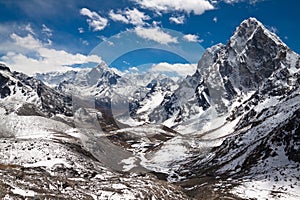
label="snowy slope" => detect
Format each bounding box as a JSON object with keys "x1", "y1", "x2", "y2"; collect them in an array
[
  {"x1": 0, "y1": 136, "x2": 188, "y2": 199},
  {"x1": 180, "y1": 87, "x2": 300, "y2": 199},
  {"x1": 1, "y1": 17, "x2": 299, "y2": 200},
  {"x1": 174, "y1": 18, "x2": 300, "y2": 200},
  {"x1": 0, "y1": 64, "x2": 72, "y2": 117},
  {"x1": 150, "y1": 17, "x2": 299, "y2": 135},
  {"x1": 1, "y1": 64, "x2": 190, "y2": 198}
]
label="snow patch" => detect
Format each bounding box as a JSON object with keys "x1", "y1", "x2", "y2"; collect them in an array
[
  {"x1": 23, "y1": 159, "x2": 72, "y2": 168},
  {"x1": 11, "y1": 187, "x2": 35, "y2": 197},
  {"x1": 120, "y1": 157, "x2": 137, "y2": 172}
]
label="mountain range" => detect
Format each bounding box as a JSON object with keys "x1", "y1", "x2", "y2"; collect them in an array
[{"x1": 0, "y1": 17, "x2": 299, "y2": 199}]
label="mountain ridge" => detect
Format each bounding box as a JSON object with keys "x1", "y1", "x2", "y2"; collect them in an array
[{"x1": 0, "y1": 17, "x2": 299, "y2": 199}]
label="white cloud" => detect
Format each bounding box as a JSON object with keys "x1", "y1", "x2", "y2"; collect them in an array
[
  {"x1": 213, "y1": 16, "x2": 218, "y2": 23},
  {"x1": 169, "y1": 15, "x2": 185, "y2": 24},
  {"x1": 24, "y1": 24, "x2": 35, "y2": 35},
  {"x1": 134, "y1": 26, "x2": 178, "y2": 44},
  {"x1": 42, "y1": 24, "x2": 53, "y2": 37},
  {"x1": 124, "y1": 8, "x2": 151, "y2": 25},
  {"x1": 80, "y1": 8, "x2": 108, "y2": 31},
  {"x1": 109, "y1": 10, "x2": 129, "y2": 24},
  {"x1": 10, "y1": 33, "x2": 42, "y2": 49},
  {"x1": 152, "y1": 21, "x2": 161, "y2": 26},
  {"x1": 1, "y1": 33, "x2": 102, "y2": 75},
  {"x1": 183, "y1": 34, "x2": 203, "y2": 43},
  {"x1": 129, "y1": 67, "x2": 139, "y2": 71},
  {"x1": 131, "y1": 0, "x2": 214, "y2": 15},
  {"x1": 109, "y1": 8, "x2": 150, "y2": 26},
  {"x1": 221, "y1": 0, "x2": 263, "y2": 4},
  {"x1": 78, "y1": 27, "x2": 84, "y2": 33},
  {"x1": 150, "y1": 62, "x2": 197, "y2": 76}
]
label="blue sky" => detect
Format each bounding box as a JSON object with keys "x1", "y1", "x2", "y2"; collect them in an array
[{"x1": 0, "y1": 0, "x2": 299, "y2": 75}]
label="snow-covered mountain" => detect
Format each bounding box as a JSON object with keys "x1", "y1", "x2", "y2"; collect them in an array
[
  {"x1": 171, "y1": 18, "x2": 300, "y2": 199},
  {"x1": 109, "y1": 17, "x2": 300, "y2": 199},
  {"x1": 1, "y1": 17, "x2": 299, "y2": 199},
  {"x1": 148, "y1": 17, "x2": 299, "y2": 135},
  {"x1": 0, "y1": 63, "x2": 72, "y2": 117},
  {"x1": 0, "y1": 63, "x2": 188, "y2": 199},
  {"x1": 181, "y1": 87, "x2": 300, "y2": 199},
  {"x1": 36, "y1": 61, "x2": 121, "y2": 96},
  {"x1": 35, "y1": 62, "x2": 179, "y2": 125}
]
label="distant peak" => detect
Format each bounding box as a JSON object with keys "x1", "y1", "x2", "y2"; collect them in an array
[{"x1": 96, "y1": 61, "x2": 109, "y2": 69}]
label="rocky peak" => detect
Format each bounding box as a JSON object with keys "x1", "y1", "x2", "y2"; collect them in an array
[
  {"x1": 148, "y1": 17, "x2": 299, "y2": 130},
  {"x1": 86, "y1": 62, "x2": 120, "y2": 86},
  {"x1": 215, "y1": 17, "x2": 292, "y2": 93},
  {"x1": 0, "y1": 63, "x2": 11, "y2": 72},
  {"x1": 0, "y1": 67, "x2": 72, "y2": 116},
  {"x1": 91, "y1": 61, "x2": 109, "y2": 73},
  {"x1": 228, "y1": 17, "x2": 286, "y2": 53}
]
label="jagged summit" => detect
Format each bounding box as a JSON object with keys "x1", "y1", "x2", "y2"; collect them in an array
[
  {"x1": 146, "y1": 17, "x2": 299, "y2": 133},
  {"x1": 229, "y1": 17, "x2": 287, "y2": 53},
  {"x1": 240, "y1": 17, "x2": 263, "y2": 29},
  {"x1": 0, "y1": 63, "x2": 10, "y2": 72}
]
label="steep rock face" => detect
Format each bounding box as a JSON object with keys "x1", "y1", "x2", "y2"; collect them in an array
[
  {"x1": 149, "y1": 69, "x2": 205, "y2": 126},
  {"x1": 0, "y1": 65, "x2": 72, "y2": 117},
  {"x1": 151, "y1": 18, "x2": 299, "y2": 133},
  {"x1": 128, "y1": 76, "x2": 177, "y2": 122},
  {"x1": 0, "y1": 74, "x2": 11, "y2": 98},
  {"x1": 87, "y1": 64, "x2": 120, "y2": 86},
  {"x1": 221, "y1": 18, "x2": 288, "y2": 92},
  {"x1": 174, "y1": 18, "x2": 300, "y2": 200},
  {"x1": 0, "y1": 63, "x2": 10, "y2": 72},
  {"x1": 185, "y1": 18, "x2": 300, "y2": 168}
]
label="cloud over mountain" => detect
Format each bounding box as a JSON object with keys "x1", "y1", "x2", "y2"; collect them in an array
[{"x1": 1, "y1": 33, "x2": 102, "y2": 74}]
